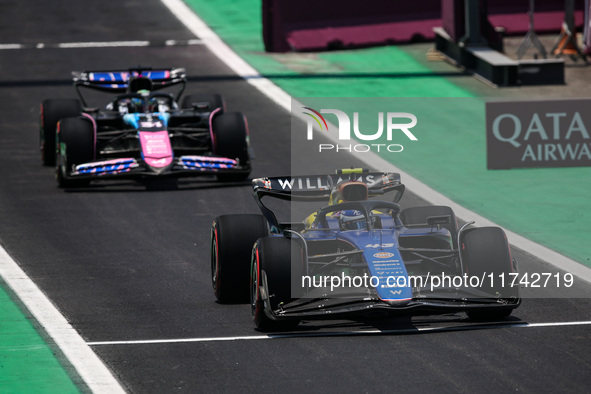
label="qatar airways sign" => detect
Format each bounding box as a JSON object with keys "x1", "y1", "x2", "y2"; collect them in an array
[{"x1": 486, "y1": 99, "x2": 591, "y2": 169}]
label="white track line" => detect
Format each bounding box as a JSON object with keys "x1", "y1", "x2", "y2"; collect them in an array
[
  {"x1": 0, "y1": 247, "x2": 125, "y2": 393},
  {"x1": 0, "y1": 43, "x2": 23, "y2": 49},
  {"x1": 58, "y1": 41, "x2": 150, "y2": 48},
  {"x1": 160, "y1": 0, "x2": 591, "y2": 285},
  {"x1": 87, "y1": 320, "x2": 591, "y2": 346},
  {"x1": 0, "y1": 40, "x2": 203, "y2": 50}
]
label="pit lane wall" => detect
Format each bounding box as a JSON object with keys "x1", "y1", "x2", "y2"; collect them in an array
[{"x1": 262, "y1": 0, "x2": 584, "y2": 52}]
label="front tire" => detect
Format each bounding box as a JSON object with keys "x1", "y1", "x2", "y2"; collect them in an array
[
  {"x1": 211, "y1": 214, "x2": 267, "y2": 303},
  {"x1": 40, "y1": 99, "x2": 82, "y2": 166},
  {"x1": 251, "y1": 237, "x2": 302, "y2": 331},
  {"x1": 461, "y1": 227, "x2": 519, "y2": 321},
  {"x1": 56, "y1": 116, "x2": 95, "y2": 188}
]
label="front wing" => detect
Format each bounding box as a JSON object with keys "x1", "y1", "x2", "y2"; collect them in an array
[
  {"x1": 62, "y1": 155, "x2": 249, "y2": 180},
  {"x1": 259, "y1": 283, "x2": 521, "y2": 321}
]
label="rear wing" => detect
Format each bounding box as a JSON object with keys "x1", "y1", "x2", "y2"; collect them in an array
[
  {"x1": 252, "y1": 171, "x2": 405, "y2": 202},
  {"x1": 72, "y1": 67, "x2": 187, "y2": 105},
  {"x1": 252, "y1": 170, "x2": 405, "y2": 233}
]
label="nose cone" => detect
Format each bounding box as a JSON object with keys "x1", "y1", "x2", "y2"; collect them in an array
[{"x1": 139, "y1": 130, "x2": 173, "y2": 170}]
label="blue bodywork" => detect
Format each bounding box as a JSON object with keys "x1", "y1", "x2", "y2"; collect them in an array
[
  {"x1": 122, "y1": 112, "x2": 170, "y2": 129},
  {"x1": 302, "y1": 228, "x2": 413, "y2": 302}
]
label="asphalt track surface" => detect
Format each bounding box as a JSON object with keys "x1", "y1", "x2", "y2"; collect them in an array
[{"x1": 1, "y1": 1, "x2": 590, "y2": 392}]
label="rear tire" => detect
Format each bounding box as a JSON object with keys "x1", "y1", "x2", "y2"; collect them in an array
[
  {"x1": 56, "y1": 116, "x2": 95, "y2": 188},
  {"x1": 40, "y1": 99, "x2": 82, "y2": 166},
  {"x1": 181, "y1": 94, "x2": 225, "y2": 111},
  {"x1": 461, "y1": 227, "x2": 519, "y2": 321},
  {"x1": 401, "y1": 205, "x2": 459, "y2": 248},
  {"x1": 211, "y1": 214, "x2": 267, "y2": 303},
  {"x1": 251, "y1": 237, "x2": 302, "y2": 331},
  {"x1": 212, "y1": 112, "x2": 250, "y2": 182}
]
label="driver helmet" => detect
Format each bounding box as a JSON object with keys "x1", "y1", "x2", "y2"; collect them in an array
[
  {"x1": 304, "y1": 180, "x2": 370, "y2": 230},
  {"x1": 127, "y1": 97, "x2": 145, "y2": 113},
  {"x1": 126, "y1": 76, "x2": 153, "y2": 113},
  {"x1": 330, "y1": 181, "x2": 369, "y2": 230}
]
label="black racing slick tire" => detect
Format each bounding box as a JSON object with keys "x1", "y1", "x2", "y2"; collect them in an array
[
  {"x1": 181, "y1": 94, "x2": 225, "y2": 112},
  {"x1": 401, "y1": 205, "x2": 459, "y2": 248},
  {"x1": 55, "y1": 116, "x2": 95, "y2": 188},
  {"x1": 251, "y1": 237, "x2": 303, "y2": 331},
  {"x1": 211, "y1": 214, "x2": 267, "y2": 303},
  {"x1": 212, "y1": 112, "x2": 250, "y2": 182},
  {"x1": 461, "y1": 227, "x2": 519, "y2": 321},
  {"x1": 40, "y1": 99, "x2": 82, "y2": 166}
]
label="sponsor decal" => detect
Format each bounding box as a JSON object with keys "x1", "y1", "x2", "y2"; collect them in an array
[
  {"x1": 486, "y1": 99, "x2": 591, "y2": 169},
  {"x1": 273, "y1": 174, "x2": 379, "y2": 190},
  {"x1": 140, "y1": 120, "x2": 163, "y2": 128},
  {"x1": 373, "y1": 252, "x2": 395, "y2": 259},
  {"x1": 366, "y1": 243, "x2": 395, "y2": 248},
  {"x1": 150, "y1": 158, "x2": 169, "y2": 165}
]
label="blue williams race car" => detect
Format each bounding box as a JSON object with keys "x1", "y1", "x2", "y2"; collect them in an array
[
  {"x1": 39, "y1": 67, "x2": 251, "y2": 187},
  {"x1": 211, "y1": 169, "x2": 520, "y2": 331}
]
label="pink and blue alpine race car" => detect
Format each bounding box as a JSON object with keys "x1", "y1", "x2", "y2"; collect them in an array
[{"x1": 39, "y1": 67, "x2": 251, "y2": 187}]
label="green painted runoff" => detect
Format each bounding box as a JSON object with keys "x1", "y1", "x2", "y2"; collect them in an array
[{"x1": 0, "y1": 283, "x2": 81, "y2": 393}]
